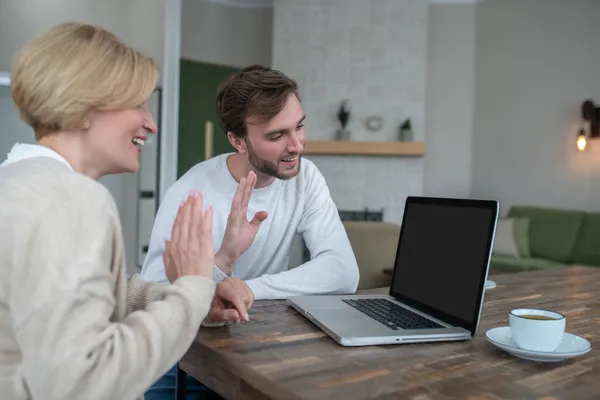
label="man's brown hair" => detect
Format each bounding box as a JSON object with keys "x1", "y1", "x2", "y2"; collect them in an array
[{"x1": 216, "y1": 65, "x2": 299, "y2": 138}]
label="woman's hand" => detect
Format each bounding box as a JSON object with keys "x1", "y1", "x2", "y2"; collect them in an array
[{"x1": 164, "y1": 191, "x2": 214, "y2": 282}]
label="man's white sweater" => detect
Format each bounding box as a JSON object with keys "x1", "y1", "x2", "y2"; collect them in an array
[{"x1": 141, "y1": 153, "x2": 359, "y2": 300}]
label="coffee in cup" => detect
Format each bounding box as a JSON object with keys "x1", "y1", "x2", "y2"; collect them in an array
[{"x1": 509, "y1": 308, "x2": 565, "y2": 352}]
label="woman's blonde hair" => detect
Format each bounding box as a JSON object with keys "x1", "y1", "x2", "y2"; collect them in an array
[{"x1": 11, "y1": 22, "x2": 158, "y2": 140}]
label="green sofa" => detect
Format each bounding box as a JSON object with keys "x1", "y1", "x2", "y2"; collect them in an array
[{"x1": 490, "y1": 205, "x2": 600, "y2": 273}]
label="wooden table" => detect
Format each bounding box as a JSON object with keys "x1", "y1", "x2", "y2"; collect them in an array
[{"x1": 180, "y1": 266, "x2": 599, "y2": 399}]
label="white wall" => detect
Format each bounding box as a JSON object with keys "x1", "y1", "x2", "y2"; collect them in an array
[
  {"x1": 471, "y1": 0, "x2": 600, "y2": 216},
  {"x1": 272, "y1": 0, "x2": 429, "y2": 225},
  {"x1": 423, "y1": 3, "x2": 476, "y2": 198},
  {"x1": 0, "y1": 1, "x2": 128, "y2": 71},
  {"x1": 128, "y1": 0, "x2": 166, "y2": 74},
  {"x1": 181, "y1": 0, "x2": 272, "y2": 67},
  {"x1": 0, "y1": 86, "x2": 32, "y2": 155}
]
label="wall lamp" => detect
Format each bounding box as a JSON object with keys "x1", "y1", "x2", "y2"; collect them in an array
[{"x1": 577, "y1": 99, "x2": 600, "y2": 152}]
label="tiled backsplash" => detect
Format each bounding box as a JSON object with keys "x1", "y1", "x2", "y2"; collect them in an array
[
  {"x1": 273, "y1": 0, "x2": 428, "y2": 225},
  {"x1": 305, "y1": 155, "x2": 423, "y2": 224}
]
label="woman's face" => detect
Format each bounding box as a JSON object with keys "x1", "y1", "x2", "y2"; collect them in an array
[{"x1": 86, "y1": 102, "x2": 157, "y2": 175}]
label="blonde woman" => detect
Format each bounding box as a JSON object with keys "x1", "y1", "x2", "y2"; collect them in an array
[{"x1": 0, "y1": 22, "x2": 248, "y2": 400}]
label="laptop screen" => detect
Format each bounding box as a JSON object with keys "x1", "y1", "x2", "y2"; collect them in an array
[{"x1": 389, "y1": 197, "x2": 497, "y2": 335}]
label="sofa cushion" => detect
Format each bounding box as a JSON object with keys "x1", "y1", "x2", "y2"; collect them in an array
[
  {"x1": 570, "y1": 212, "x2": 600, "y2": 266},
  {"x1": 508, "y1": 206, "x2": 584, "y2": 263},
  {"x1": 490, "y1": 255, "x2": 566, "y2": 273},
  {"x1": 492, "y1": 218, "x2": 520, "y2": 258},
  {"x1": 512, "y1": 217, "x2": 531, "y2": 257},
  {"x1": 492, "y1": 217, "x2": 531, "y2": 258}
]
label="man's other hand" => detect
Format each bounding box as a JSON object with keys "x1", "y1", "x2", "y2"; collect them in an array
[{"x1": 207, "y1": 277, "x2": 255, "y2": 323}]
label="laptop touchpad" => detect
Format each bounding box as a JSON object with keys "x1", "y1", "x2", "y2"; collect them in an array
[{"x1": 312, "y1": 308, "x2": 397, "y2": 336}]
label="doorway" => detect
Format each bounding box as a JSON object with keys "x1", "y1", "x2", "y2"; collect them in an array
[{"x1": 177, "y1": 59, "x2": 239, "y2": 177}]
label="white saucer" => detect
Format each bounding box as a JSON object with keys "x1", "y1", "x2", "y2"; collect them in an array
[
  {"x1": 485, "y1": 280, "x2": 497, "y2": 289},
  {"x1": 485, "y1": 326, "x2": 592, "y2": 362}
]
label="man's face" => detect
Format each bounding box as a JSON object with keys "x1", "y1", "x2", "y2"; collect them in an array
[{"x1": 244, "y1": 93, "x2": 305, "y2": 180}]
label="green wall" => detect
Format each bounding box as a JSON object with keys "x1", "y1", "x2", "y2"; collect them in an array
[{"x1": 177, "y1": 59, "x2": 240, "y2": 178}]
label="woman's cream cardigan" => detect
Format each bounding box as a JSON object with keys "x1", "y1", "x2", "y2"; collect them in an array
[{"x1": 0, "y1": 156, "x2": 216, "y2": 400}]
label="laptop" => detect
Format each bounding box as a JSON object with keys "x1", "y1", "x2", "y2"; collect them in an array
[{"x1": 287, "y1": 196, "x2": 498, "y2": 346}]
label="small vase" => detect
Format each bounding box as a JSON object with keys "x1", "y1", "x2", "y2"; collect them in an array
[
  {"x1": 399, "y1": 128, "x2": 413, "y2": 141},
  {"x1": 336, "y1": 128, "x2": 351, "y2": 141}
]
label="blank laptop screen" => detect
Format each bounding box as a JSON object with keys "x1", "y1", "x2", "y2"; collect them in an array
[{"x1": 390, "y1": 200, "x2": 496, "y2": 330}]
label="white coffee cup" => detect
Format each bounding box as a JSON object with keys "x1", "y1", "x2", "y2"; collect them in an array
[{"x1": 509, "y1": 308, "x2": 566, "y2": 352}]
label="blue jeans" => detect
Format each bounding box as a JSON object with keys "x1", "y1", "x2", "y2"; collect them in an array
[{"x1": 145, "y1": 365, "x2": 218, "y2": 400}]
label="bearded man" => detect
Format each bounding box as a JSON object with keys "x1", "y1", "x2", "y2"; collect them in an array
[{"x1": 141, "y1": 65, "x2": 358, "y2": 304}]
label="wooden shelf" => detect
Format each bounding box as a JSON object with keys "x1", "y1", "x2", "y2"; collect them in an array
[{"x1": 303, "y1": 140, "x2": 425, "y2": 156}]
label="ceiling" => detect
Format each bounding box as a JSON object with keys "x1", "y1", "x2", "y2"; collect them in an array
[
  {"x1": 205, "y1": 0, "x2": 480, "y2": 6},
  {"x1": 205, "y1": 0, "x2": 274, "y2": 8}
]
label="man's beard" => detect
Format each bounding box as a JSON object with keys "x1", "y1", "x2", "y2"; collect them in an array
[{"x1": 245, "y1": 138, "x2": 301, "y2": 180}]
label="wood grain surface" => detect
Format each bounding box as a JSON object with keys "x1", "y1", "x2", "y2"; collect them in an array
[{"x1": 180, "y1": 267, "x2": 599, "y2": 400}]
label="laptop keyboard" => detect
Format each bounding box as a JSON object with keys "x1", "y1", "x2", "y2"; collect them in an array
[{"x1": 342, "y1": 298, "x2": 444, "y2": 330}]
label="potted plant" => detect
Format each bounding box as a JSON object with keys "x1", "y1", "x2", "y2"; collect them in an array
[
  {"x1": 399, "y1": 118, "x2": 413, "y2": 141},
  {"x1": 335, "y1": 100, "x2": 351, "y2": 140}
]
